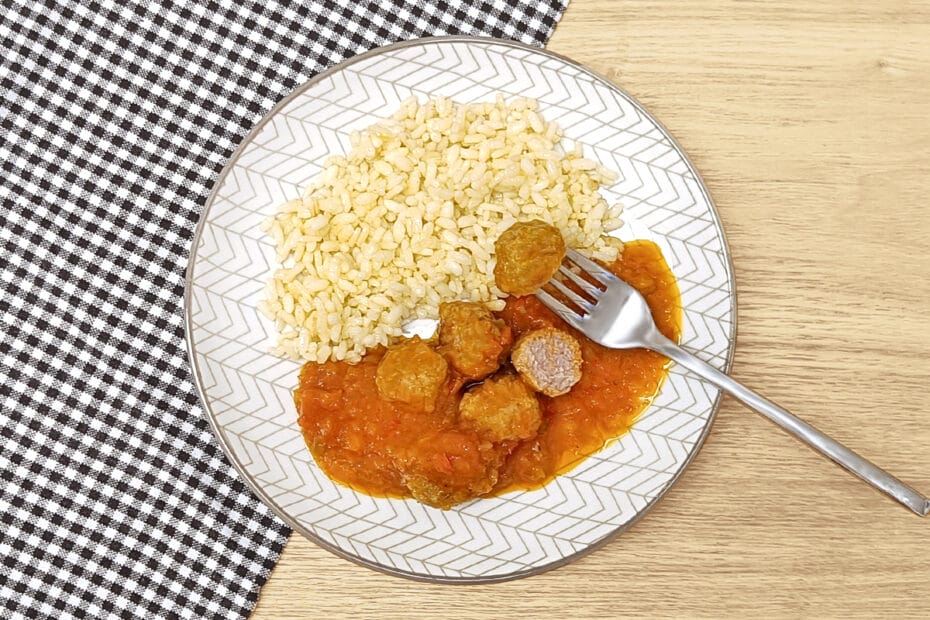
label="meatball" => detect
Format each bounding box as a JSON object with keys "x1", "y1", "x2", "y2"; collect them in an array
[
  {"x1": 404, "y1": 476, "x2": 467, "y2": 511},
  {"x1": 438, "y1": 301, "x2": 513, "y2": 380},
  {"x1": 405, "y1": 472, "x2": 497, "y2": 510},
  {"x1": 375, "y1": 337, "x2": 448, "y2": 412},
  {"x1": 398, "y1": 430, "x2": 504, "y2": 509},
  {"x1": 511, "y1": 327, "x2": 583, "y2": 397},
  {"x1": 458, "y1": 374, "x2": 542, "y2": 443},
  {"x1": 493, "y1": 219, "x2": 566, "y2": 296}
]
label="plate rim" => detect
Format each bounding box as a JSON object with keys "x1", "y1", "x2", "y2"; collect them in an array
[{"x1": 183, "y1": 34, "x2": 738, "y2": 584}]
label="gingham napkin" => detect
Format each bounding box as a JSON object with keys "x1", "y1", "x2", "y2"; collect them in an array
[{"x1": 0, "y1": 1, "x2": 568, "y2": 618}]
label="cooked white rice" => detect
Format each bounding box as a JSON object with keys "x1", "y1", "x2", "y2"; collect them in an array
[{"x1": 259, "y1": 96, "x2": 623, "y2": 363}]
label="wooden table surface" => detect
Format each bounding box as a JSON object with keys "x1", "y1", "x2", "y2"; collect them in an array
[{"x1": 253, "y1": 2, "x2": 930, "y2": 617}]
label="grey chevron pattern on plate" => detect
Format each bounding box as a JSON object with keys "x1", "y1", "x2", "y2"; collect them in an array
[{"x1": 186, "y1": 38, "x2": 736, "y2": 582}]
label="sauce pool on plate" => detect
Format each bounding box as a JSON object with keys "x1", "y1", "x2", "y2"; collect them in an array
[{"x1": 295, "y1": 240, "x2": 681, "y2": 508}]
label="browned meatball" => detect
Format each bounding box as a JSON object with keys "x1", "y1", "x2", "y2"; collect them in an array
[
  {"x1": 511, "y1": 327, "x2": 583, "y2": 397},
  {"x1": 375, "y1": 337, "x2": 448, "y2": 412},
  {"x1": 405, "y1": 470, "x2": 497, "y2": 510},
  {"x1": 438, "y1": 301, "x2": 513, "y2": 380},
  {"x1": 493, "y1": 220, "x2": 566, "y2": 296},
  {"x1": 397, "y1": 430, "x2": 505, "y2": 509},
  {"x1": 404, "y1": 476, "x2": 467, "y2": 510},
  {"x1": 458, "y1": 374, "x2": 542, "y2": 443}
]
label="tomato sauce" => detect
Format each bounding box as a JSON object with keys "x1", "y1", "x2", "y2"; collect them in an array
[{"x1": 295, "y1": 240, "x2": 681, "y2": 505}]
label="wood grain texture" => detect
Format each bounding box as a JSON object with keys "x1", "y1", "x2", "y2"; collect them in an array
[{"x1": 252, "y1": 2, "x2": 930, "y2": 617}]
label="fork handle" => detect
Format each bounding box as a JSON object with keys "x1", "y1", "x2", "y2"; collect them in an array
[{"x1": 649, "y1": 334, "x2": 930, "y2": 517}]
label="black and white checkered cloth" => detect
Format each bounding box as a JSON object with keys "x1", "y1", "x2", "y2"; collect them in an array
[{"x1": 0, "y1": 1, "x2": 568, "y2": 617}]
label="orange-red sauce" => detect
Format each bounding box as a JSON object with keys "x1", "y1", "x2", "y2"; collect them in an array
[{"x1": 295, "y1": 240, "x2": 681, "y2": 503}]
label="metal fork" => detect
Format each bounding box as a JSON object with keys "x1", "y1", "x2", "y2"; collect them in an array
[{"x1": 537, "y1": 248, "x2": 930, "y2": 517}]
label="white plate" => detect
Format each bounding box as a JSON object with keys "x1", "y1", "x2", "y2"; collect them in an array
[{"x1": 185, "y1": 36, "x2": 736, "y2": 582}]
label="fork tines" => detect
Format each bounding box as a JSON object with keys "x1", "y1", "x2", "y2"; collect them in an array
[{"x1": 536, "y1": 248, "x2": 615, "y2": 320}]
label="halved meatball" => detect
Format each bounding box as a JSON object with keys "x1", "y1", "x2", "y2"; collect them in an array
[
  {"x1": 438, "y1": 301, "x2": 512, "y2": 380},
  {"x1": 458, "y1": 374, "x2": 541, "y2": 443},
  {"x1": 375, "y1": 337, "x2": 448, "y2": 412},
  {"x1": 493, "y1": 219, "x2": 566, "y2": 296},
  {"x1": 511, "y1": 327, "x2": 582, "y2": 397}
]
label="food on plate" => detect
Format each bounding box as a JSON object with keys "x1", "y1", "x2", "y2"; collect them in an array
[
  {"x1": 375, "y1": 337, "x2": 448, "y2": 412},
  {"x1": 458, "y1": 374, "x2": 542, "y2": 443},
  {"x1": 294, "y1": 240, "x2": 681, "y2": 509},
  {"x1": 260, "y1": 96, "x2": 622, "y2": 363},
  {"x1": 262, "y1": 96, "x2": 679, "y2": 509},
  {"x1": 398, "y1": 431, "x2": 505, "y2": 509},
  {"x1": 438, "y1": 301, "x2": 512, "y2": 380},
  {"x1": 511, "y1": 327, "x2": 583, "y2": 397},
  {"x1": 493, "y1": 219, "x2": 566, "y2": 296}
]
